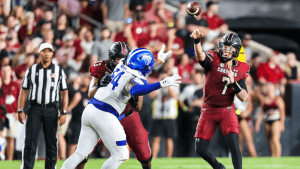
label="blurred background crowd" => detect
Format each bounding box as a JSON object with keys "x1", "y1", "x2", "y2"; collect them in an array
[{"x1": 0, "y1": 0, "x2": 300, "y2": 161}]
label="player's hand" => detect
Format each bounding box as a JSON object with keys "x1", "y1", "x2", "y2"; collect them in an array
[
  {"x1": 58, "y1": 114, "x2": 66, "y2": 126},
  {"x1": 129, "y1": 95, "x2": 139, "y2": 108},
  {"x1": 97, "y1": 72, "x2": 111, "y2": 88},
  {"x1": 228, "y1": 67, "x2": 235, "y2": 84},
  {"x1": 160, "y1": 75, "x2": 182, "y2": 88},
  {"x1": 158, "y1": 44, "x2": 172, "y2": 63},
  {"x1": 190, "y1": 30, "x2": 204, "y2": 40},
  {"x1": 18, "y1": 112, "x2": 26, "y2": 124}
]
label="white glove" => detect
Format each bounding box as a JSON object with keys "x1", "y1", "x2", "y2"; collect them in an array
[
  {"x1": 160, "y1": 75, "x2": 182, "y2": 88},
  {"x1": 157, "y1": 44, "x2": 172, "y2": 63}
]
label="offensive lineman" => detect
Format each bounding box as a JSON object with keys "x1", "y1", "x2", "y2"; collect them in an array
[
  {"x1": 191, "y1": 30, "x2": 250, "y2": 169},
  {"x1": 76, "y1": 42, "x2": 171, "y2": 169},
  {"x1": 61, "y1": 47, "x2": 181, "y2": 169}
]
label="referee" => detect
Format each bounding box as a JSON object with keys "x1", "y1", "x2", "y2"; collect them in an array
[{"x1": 18, "y1": 43, "x2": 69, "y2": 169}]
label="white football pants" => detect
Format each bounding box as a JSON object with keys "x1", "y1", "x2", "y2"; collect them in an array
[{"x1": 61, "y1": 104, "x2": 129, "y2": 169}]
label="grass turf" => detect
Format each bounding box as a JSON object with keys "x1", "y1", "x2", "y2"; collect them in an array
[{"x1": 1, "y1": 157, "x2": 300, "y2": 169}]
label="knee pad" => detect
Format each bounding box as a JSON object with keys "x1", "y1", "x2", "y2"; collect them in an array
[{"x1": 139, "y1": 155, "x2": 152, "y2": 165}]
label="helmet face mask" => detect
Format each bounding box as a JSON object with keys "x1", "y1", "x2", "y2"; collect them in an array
[{"x1": 218, "y1": 33, "x2": 241, "y2": 62}]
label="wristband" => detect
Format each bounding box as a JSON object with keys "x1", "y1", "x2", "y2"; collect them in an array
[
  {"x1": 183, "y1": 106, "x2": 188, "y2": 112},
  {"x1": 194, "y1": 38, "x2": 201, "y2": 44},
  {"x1": 61, "y1": 110, "x2": 67, "y2": 115},
  {"x1": 231, "y1": 81, "x2": 242, "y2": 94},
  {"x1": 18, "y1": 108, "x2": 24, "y2": 114}
]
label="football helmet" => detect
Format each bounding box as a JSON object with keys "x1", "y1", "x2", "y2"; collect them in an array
[
  {"x1": 108, "y1": 41, "x2": 131, "y2": 69},
  {"x1": 218, "y1": 33, "x2": 242, "y2": 62},
  {"x1": 126, "y1": 48, "x2": 155, "y2": 76}
]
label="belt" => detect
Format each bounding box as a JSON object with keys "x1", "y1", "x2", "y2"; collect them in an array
[
  {"x1": 88, "y1": 98, "x2": 119, "y2": 118},
  {"x1": 30, "y1": 101, "x2": 56, "y2": 108}
]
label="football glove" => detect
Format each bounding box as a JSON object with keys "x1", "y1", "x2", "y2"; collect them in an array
[
  {"x1": 158, "y1": 44, "x2": 172, "y2": 63},
  {"x1": 160, "y1": 75, "x2": 182, "y2": 88},
  {"x1": 128, "y1": 95, "x2": 139, "y2": 108},
  {"x1": 97, "y1": 72, "x2": 111, "y2": 88}
]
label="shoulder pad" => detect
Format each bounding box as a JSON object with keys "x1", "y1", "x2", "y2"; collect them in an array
[{"x1": 89, "y1": 60, "x2": 109, "y2": 78}]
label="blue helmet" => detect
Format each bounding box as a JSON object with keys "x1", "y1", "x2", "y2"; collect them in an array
[{"x1": 126, "y1": 48, "x2": 155, "y2": 76}]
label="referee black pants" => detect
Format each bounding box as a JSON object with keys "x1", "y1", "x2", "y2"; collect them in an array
[{"x1": 21, "y1": 105, "x2": 58, "y2": 169}]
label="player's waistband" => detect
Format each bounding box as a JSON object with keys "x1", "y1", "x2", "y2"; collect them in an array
[
  {"x1": 88, "y1": 98, "x2": 119, "y2": 118},
  {"x1": 202, "y1": 102, "x2": 235, "y2": 111}
]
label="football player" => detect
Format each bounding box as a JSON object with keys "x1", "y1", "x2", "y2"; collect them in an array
[
  {"x1": 191, "y1": 30, "x2": 250, "y2": 169},
  {"x1": 76, "y1": 42, "x2": 171, "y2": 169},
  {"x1": 61, "y1": 45, "x2": 181, "y2": 169}
]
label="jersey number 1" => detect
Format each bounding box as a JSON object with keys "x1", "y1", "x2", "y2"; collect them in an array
[
  {"x1": 111, "y1": 68, "x2": 125, "y2": 90},
  {"x1": 222, "y1": 76, "x2": 230, "y2": 95}
]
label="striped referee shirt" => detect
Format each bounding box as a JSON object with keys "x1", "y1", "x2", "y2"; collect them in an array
[{"x1": 22, "y1": 62, "x2": 68, "y2": 104}]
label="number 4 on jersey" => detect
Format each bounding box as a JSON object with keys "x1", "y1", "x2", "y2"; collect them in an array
[
  {"x1": 110, "y1": 68, "x2": 125, "y2": 90},
  {"x1": 222, "y1": 76, "x2": 230, "y2": 95}
]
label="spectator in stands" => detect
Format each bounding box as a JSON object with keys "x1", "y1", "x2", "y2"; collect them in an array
[
  {"x1": 0, "y1": 1, "x2": 9, "y2": 24},
  {"x1": 55, "y1": 34, "x2": 76, "y2": 65},
  {"x1": 79, "y1": 0, "x2": 92, "y2": 26},
  {"x1": 284, "y1": 52, "x2": 300, "y2": 81},
  {"x1": 177, "y1": 53, "x2": 194, "y2": 83},
  {"x1": 68, "y1": 73, "x2": 90, "y2": 157},
  {"x1": 81, "y1": 28, "x2": 94, "y2": 55},
  {"x1": 33, "y1": 6, "x2": 44, "y2": 23},
  {"x1": 185, "y1": 14, "x2": 208, "y2": 57},
  {"x1": 249, "y1": 52, "x2": 262, "y2": 83},
  {"x1": 175, "y1": 0, "x2": 187, "y2": 30},
  {"x1": 166, "y1": 25, "x2": 184, "y2": 65},
  {"x1": 14, "y1": 53, "x2": 35, "y2": 80},
  {"x1": 91, "y1": 26, "x2": 113, "y2": 63},
  {"x1": 178, "y1": 69, "x2": 204, "y2": 157},
  {"x1": 255, "y1": 83, "x2": 285, "y2": 157},
  {"x1": 114, "y1": 19, "x2": 138, "y2": 49},
  {"x1": 130, "y1": 5, "x2": 149, "y2": 47},
  {"x1": 102, "y1": 0, "x2": 130, "y2": 34},
  {"x1": 242, "y1": 33, "x2": 253, "y2": 62},
  {"x1": 12, "y1": 38, "x2": 35, "y2": 68},
  {"x1": 11, "y1": 5, "x2": 25, "y2": 25},
  {"x1": 6, "y1": 29, "x2": 21, "y2": 59},
  {"x1": 234, "y1": 76, "x2": 257, "y2": 157},
  {"x1": 0, "y1": 49, "x2": 10, "y2": 68},
  {"x1": 257, "y1": 52, "x2": 287, "y2": 95},
  {"x1": 145, "y1": 0, "x2": 173, "y2": 39},
  {"x1": 58, "y1": 0, "x2": 81, "y2": 27},
  {"x1": 36, "y1": 7, "x2": 54, "y2": 30},
  {"x1": 201, "y1": 1, "x2": 228, "y2": 32},
  {"x1": 149, "y1": 71, "x2": 179, "y2": 158},
  {"x1": 142, "y1": 21, "x2": 167, "y2": 59},
  {"x1": 17, "y1": 12, "x2": 37, "y2": 43},
  {"x1": 6, "y1": 15, "x2": 21, "y2": 32},
  {"x1": 0, "y1": 65, "x2": 20, "y2": 161},
  {"x1": 54, "y1": 14, "x2": 68, "y2": 46}
]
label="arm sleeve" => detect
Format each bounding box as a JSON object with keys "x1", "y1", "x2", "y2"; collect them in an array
[
  {"x1": 130, "y1": 82, "x2": 161, "y2": 96},
  {"x1": 198, "y1": 54, "x2": 212, "y2": 72},
  {"x1": 21, "y1": 68, "x2": 31, "y2": 90},
  {"x1": 60, "y1": 69, "x2": 68, "y2": 91},
  {"x1": 237, "y1": 79, "x2": 247, "y2": 92}
]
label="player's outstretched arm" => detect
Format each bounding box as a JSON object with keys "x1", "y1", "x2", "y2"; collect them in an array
[
  {"x1": 190, "y1": 30, "x2": 206, "y2": 62},
  {"x1": 154, "y1": 44, "x2": 172, "y2": 67},
  {"x1": 129, "y1": 75, "x2": 182, "y2": 96}
]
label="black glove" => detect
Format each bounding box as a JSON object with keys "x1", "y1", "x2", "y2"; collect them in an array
[
  {"x1": 0, "y1": 105, "x2": 7, "y2": 116},
  {"x1": 97, "y1": 72, "x2": 111, "y2": 88},
  {"x1": 129, "y1": 95, "x2": 139, "y2": 108}
]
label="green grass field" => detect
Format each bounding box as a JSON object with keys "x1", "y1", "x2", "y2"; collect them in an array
[{"x1": 2, "y1": 157, "x2": 300, "y2": 169}]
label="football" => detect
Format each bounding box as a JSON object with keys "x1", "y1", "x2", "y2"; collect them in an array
[{"x1": 186, "y1": 1, "x2": 202, "y2": 17}]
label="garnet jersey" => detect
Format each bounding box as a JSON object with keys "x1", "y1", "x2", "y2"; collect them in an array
[
  {"x1": 89, "y1": 60, "x2": 132, "y2": 114},
  {"x1": 202, "y1": 51, "x2": 250, "y2": 108}
]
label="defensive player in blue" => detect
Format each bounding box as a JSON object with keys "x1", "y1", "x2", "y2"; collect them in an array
[{"x1": 61, "y1": 48, "x2": 181, "y2": 169}]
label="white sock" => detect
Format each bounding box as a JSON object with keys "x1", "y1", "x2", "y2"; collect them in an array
[
  {"x1": 101, "y1": 157, "x2": 125, "y2": 169},
  {"x1": 61, "y1": 152, "x2": 85, "y2": 169}
]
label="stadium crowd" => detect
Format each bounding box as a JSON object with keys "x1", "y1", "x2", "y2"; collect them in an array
[{"x1": 0, "y1": 0, "x2": 299, "y2": 161}]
